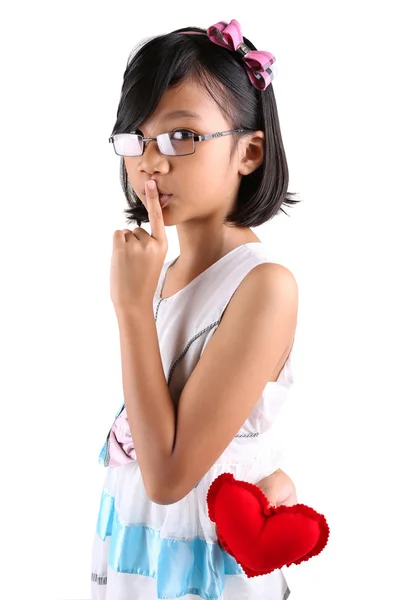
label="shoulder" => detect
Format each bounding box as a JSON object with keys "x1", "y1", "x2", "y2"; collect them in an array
[
  {"x1": 227, "y1": 261, "x2": 298, "y2": 321},
  {"x1": 245, "y1": 261, "x2": 298, "y2": 291}
]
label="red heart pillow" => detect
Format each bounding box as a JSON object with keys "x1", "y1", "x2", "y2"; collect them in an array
[{"x1": 207, "y1": 472, "x2": 330, "y2": 578}]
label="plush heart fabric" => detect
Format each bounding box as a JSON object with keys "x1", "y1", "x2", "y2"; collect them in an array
[{"x1": 207, "y1": 473, "x2": 330, "y2": 578}]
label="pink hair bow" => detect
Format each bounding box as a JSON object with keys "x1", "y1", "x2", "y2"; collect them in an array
[{"x1": 206, "y1": 19, "x2": 277, "y2": 91}]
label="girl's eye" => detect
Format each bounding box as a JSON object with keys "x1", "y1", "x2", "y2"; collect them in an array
[
  {"x1": 172, "y1": 128, "x2": 195, "y2": 135},
  {"x1": 170, "y1": 129, "x2": 196, "y2": 141}
]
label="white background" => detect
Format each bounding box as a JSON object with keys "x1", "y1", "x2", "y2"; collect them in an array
[{"x1": 1, "y1": 1, "x2": 396, "y2": 599}]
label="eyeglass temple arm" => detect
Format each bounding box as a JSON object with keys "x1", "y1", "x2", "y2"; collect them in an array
[{"x1": 196, "y1": 129, "x2": 249, "y2": 141}]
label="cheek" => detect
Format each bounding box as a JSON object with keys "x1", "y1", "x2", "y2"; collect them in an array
[
  {"x1": 191, "y1": 148, "x2": 227, "y2": 176},
  {"x1": 124, "y1": 160, "x2": 141, "y2": 193},
  {"x1": 123, "y1": 159, "x2": 135, "y2": 179},
  {"x1": 192, "y1": 150, "x2": 231, "y2": 186}
]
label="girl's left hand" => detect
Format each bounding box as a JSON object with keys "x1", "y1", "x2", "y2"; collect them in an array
[
  {"x1": 110, "y1": 180, "x2": 168, "y2": 313},
  {"x1": 215, "y1": 469, "x2": 297, "y2": 540},
  {"x1": 255, "y1": 468, "x2": 297, "y2": 507}
]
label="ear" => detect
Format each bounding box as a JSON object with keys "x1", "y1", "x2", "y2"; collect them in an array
[{"x1": 238, "y1": 131, "x2": 265, "y2": 176}]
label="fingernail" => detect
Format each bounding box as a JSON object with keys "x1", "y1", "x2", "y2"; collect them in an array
[{"x1": 147, "y1": 180, "x2": 156, "y2": 190}]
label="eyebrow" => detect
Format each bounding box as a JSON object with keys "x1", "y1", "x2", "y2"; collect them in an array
[{"x1": 163, "y1": 110, "x2": 203, "y2": 120}]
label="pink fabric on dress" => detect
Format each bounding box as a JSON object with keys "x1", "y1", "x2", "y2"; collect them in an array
[{"x1": 108, "y1": 408, "x2": 137, "y2": 467}]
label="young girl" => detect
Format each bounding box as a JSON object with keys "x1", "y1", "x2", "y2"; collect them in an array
[{"x1": 91, "y1": 18, "x2": 300, "y2": 600}]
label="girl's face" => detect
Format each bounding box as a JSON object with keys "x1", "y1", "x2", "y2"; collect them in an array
[{"x1": 123, "y1": 78, "x2": 263, "y2": 222}]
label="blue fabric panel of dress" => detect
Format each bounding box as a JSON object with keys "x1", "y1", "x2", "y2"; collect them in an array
[{"x1": 96, "y1": 489, "x2": 245, "y2": 599}]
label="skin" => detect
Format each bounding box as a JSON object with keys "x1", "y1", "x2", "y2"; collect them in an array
[{"x1": 123, "y1": 76, "x2": 298, "y2": 509}]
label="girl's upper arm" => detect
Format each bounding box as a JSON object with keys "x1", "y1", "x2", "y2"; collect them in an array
[{"x1": 154, "y1": 262, "x2": 298, "y2": 505}]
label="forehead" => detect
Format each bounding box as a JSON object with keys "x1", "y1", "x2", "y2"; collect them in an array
[{"x1": 142, "y1": 79, "x2": 227, "y2": 130}]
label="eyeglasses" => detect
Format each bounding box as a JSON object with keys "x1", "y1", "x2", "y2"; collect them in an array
[{"x1": 108, "y1": 128, "x2": 253, "y2": 157}]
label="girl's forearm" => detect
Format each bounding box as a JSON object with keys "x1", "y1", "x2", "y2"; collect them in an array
[{"x1": 116, "y1": 307, "x2": 176, "y2": 502}]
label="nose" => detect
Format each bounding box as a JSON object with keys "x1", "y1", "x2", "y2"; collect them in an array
[{"x1": 139, "y1": 138, "x2": 170, "y2": 173}]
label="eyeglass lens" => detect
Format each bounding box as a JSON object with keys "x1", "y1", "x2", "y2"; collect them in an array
[{"x1": 112, "y1": 131, "x2": 195, "y2": 156}]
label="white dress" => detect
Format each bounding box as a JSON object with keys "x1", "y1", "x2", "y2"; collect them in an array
[{"x1": 91, "y1": 242, "x2": 295, "y2": 600}]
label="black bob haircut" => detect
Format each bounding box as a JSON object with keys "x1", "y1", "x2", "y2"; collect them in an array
[{"x1": 110, "y1": 25, "x2": 301, "y2": 227}]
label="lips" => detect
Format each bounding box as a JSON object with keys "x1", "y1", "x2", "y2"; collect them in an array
[
  {"x1": 142, "y1": 186, "x2": 173, "y2": 209},
  {"x1": 159, "y1": 194, "x2": 172, "y2": 208}
]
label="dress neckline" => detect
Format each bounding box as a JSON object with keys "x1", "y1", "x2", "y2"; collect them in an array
[{"x1": 155, "y1": 242, "x2": 264, "y2": 301}]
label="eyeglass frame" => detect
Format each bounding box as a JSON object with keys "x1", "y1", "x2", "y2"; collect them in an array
[{"x1": 108, "y1": 128, "x2": 254, "y2": 157}]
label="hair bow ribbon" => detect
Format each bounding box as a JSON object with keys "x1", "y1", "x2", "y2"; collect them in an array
[{"x1": 207, "y1": 19, "x2": 277, "y2": 91}]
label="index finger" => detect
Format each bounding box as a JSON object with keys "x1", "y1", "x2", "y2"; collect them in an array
[{"x1": 145, "y1": 180, "x2": 166, "y2": 242}]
